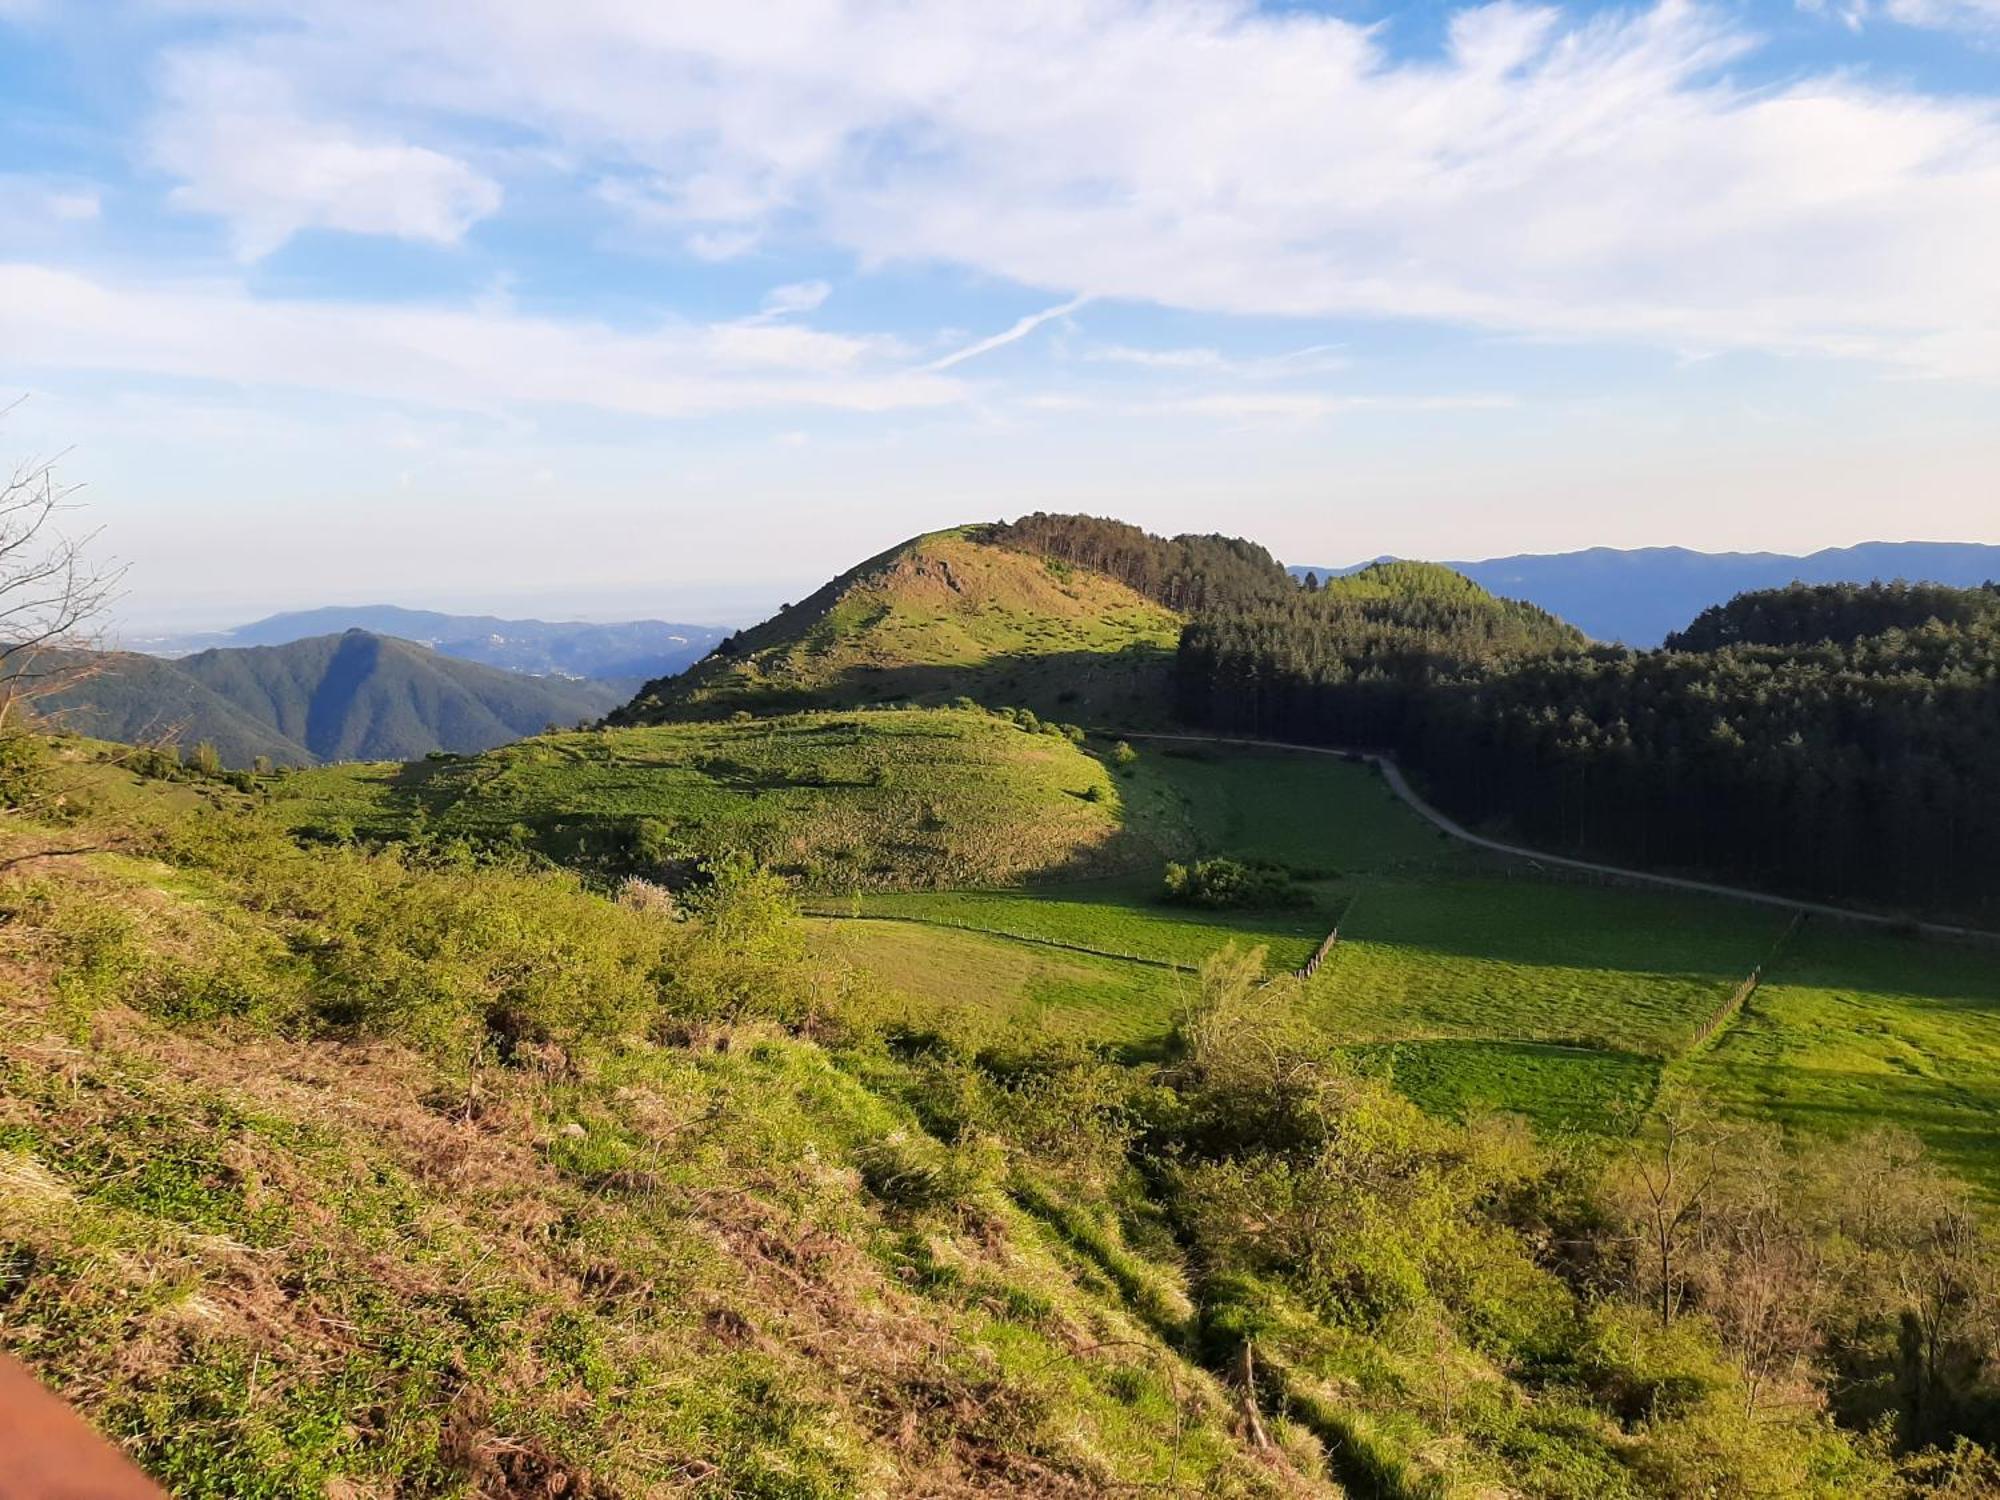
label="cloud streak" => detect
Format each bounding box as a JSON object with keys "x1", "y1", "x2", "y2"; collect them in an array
[{"x1": 926, "y1": 297, "x2": 1089, "y2": 372}]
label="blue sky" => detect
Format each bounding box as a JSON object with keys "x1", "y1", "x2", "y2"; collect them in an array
[{"x1": 2, "y1": 0, "x2": 1996, "y2": 630}]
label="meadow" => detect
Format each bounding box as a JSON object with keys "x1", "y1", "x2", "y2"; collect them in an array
[
  {"x1": 1689, "y1": 926, "x2": 2000, "y2": 1193},
  {"x1": 274, "y1": 715, "x2": 2000, "y2": 1175},
  {"x1": 808, "y1": 737, "x2": 2000, "y2": 1174},
  {"x1": 268, "y1": 708, "x2": 1173, "y2": 889}
]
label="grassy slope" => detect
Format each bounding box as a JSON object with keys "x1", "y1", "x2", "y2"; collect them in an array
[
  {"x1": 267, "y1": 704, "x2": 2000, "y2": 1179},
  {"x1": 0, "y1": 770, "x2": 1310, "y2": 1499},
  {"x1": 809, "y1": 741, "x2": 2000, "y2": 1170},
  {"x1": 618, "y1": 530, "x2": 1183, "y2": 725},
  {"x1": 1689, "y1": 926, "x2": 2000, "y2": 1194},
  {"x1": 269, "y1": 709, "x2": 1178, "y2": 890}
]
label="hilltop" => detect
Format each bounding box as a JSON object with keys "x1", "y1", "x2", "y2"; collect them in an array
[
  {"x1": 615, "y1": 528, "x2": 1183, "y2": 725},
  {"x1": 41, "y1": 631, "x2": 621, "y2": 766}
]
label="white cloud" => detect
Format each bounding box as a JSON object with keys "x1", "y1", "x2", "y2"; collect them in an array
[
  {"x1": 150, "y1": 52, "x2": 500, "y2": 258},
  {"x1": 1883, "y1": 0, "x2": 2000, "y2": 33},
  {"x1": 123, "y1": 0, "x2": 2000, "y2": 377},
  {"x1": 0, "y1": 263, "x2": 962, "y2": 417},
  {"x1": 757, "y1": 280, "x2": 832, "y2": 318}
]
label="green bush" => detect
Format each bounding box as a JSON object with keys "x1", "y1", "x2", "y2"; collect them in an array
[{"x1": 1161, "y1": 856, "x2": 1312, "y2": 911}]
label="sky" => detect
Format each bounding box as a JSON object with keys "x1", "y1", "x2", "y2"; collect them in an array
[{"x1": 2, "y1": 0, "x2": 1997, "y2": 632}]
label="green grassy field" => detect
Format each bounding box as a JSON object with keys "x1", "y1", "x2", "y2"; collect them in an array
[
  {"x1": 1312, "y1": 878, "x2": 1787, "y2": 1055},
  {"x1": 1130, "y1": 743, "x2": 1470, "y2": 874},
  {"x1": 273, "y1": 706, "x2": 2000, "y2": 1176},
  {"x1": 808, "y1": 917, "x2": 1194, "y2": 1049},
  {"x1": 269, "y1": 709, "x2": 1179, "y2": 890},
  {"x1": 1352, "y1": 1039, "x2": 1663, "y2": 1135},
  {"x1": 798, "y1": 734, "x2": 2000, "y2": 1173},
  {"x1": 1689, "y1": 927, "x2": 2000, "y2": 1194},
  {"x1": 825, "y1": 882, "x2": 1330, "y2": 972}
]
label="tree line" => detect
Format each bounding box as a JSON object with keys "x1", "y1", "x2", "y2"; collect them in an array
[
  {"x1": 983, "y1": 511, "x2": 1294, "y2": 614},
  {"x1": 1178, "y1": 576, "x2": 2000, "y2": 918}
]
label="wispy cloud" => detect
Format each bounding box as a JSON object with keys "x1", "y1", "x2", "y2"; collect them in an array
[
  {"x1": 757, "y1": 281, "x2": 833, "y2": 319},
  {"x1": 0, "y1": 264, "x2": 962, "y2": 417},
  {"x1": 1085, "y1": 343, "x2": 1351, "y2": 378},
  {"x1": 927, "y1": 297, "x2": 1089, "y2": 372},
  {"x1": 1882, "y1": 0, "x2": 2000, "y2": 34}
]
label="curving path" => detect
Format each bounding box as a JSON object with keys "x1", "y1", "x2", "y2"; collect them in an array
[{"x1": 1112, "y1": 730, "x2": 2000, "y2": 946}]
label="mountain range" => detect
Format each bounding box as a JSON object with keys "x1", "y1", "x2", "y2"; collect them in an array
[
  {"x1": 1291, "y1": 541, "x2": 2000, "y2": 645},
  {"x1": 41, "y1": 630, "x2": 622, "y2": 765},
  {"x1": 128, "y1": 605, "x2": 730, "y2": 688}
]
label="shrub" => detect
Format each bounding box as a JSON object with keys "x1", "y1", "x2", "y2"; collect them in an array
[
  {"x1": 1161, "y1": 857, "x2": 1312, "y2": 911},
  {"x1": 1112, "y1": 740, "x2": 1138, "y2": 773}
]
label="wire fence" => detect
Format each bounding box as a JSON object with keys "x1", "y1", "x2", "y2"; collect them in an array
[{"x1": 1685, "y1": 911, "x2": 1805, "y2": 1055}]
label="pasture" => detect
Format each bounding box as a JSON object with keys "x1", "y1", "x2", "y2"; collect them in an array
[
  {"x1": 273, "y1": 710, "x2": 2000, "y2": 1174},
  {"x1": 268, "y1": 708, "x2": 1164, "y2": 889},
  {"x1": 814, "y1": 734, "x2": 2000, "y2": 1172}
]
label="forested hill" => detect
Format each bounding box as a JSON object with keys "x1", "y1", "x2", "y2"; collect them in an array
[
  {"x1": 1667, "y1": 580, "x2": 2000, "y2": 652},
  {"x1": 1178, "y1": 561, "x2": 1585, "y2": 742},
  {"x1": 136, "y1": 605, "x2": 727, "y2": 686},
  {"x1": 1291, "y1": 541, "x2": 2000, "y2": 645},
  {"x1": 1179, "y1": 577, "x2": 2000, "y2": 920},
  {"x1": 41, "y1": 631, "x2": 621, "y2": 765}
]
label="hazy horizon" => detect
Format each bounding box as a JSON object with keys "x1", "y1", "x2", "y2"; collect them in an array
[
  {"x1": 108, "y1": 532, "x2": 2000, "y2": 642},
  {"x1": 5, "y1": 1, "x2": 1998, "y2": 629}
]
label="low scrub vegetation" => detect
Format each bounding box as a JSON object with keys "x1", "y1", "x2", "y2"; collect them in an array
[{"x1": 6, "y1": 732, "x2": 2000, "y2": 1496}]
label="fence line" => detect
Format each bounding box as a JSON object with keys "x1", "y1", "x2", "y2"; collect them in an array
[
  {"x1": 1685, "y1": 911, "x2": 1805, "y2": 1055},
  {"x1": 1293, "y1": 925, "x2": 1341, "y2": 980},
  {"x1": 1291, "y1": 896, "x2": 1356, "y2": 981}
]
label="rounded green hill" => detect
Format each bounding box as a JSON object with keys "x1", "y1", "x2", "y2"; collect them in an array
[{"x1": 614, "y1": 528, "x2": 1183, "y2": 725}]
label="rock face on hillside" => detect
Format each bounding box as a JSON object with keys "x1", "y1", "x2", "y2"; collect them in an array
[{"x1": 614, "y1": 528, "x2": 1182, "y2": 725}]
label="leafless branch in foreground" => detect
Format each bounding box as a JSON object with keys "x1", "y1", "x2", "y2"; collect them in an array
[{"x1": 0, "y1": 426, "x2": 126, "y2": 739}]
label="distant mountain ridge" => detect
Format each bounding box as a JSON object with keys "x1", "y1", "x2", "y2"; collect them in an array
[
  {"x1": 1290, "y1": 541, "x2": 2000, "y2": 645},
  {"x1": 130, "y1": 606, "x2": 730, "y2": 687},
  {"x1": 43, "y1": 631, "x2": 623, "y2": 766}
]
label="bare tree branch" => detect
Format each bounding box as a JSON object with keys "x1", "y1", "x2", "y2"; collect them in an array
[{"x1": 0, "y1": 423, "x2": 125, "y2": 745}]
